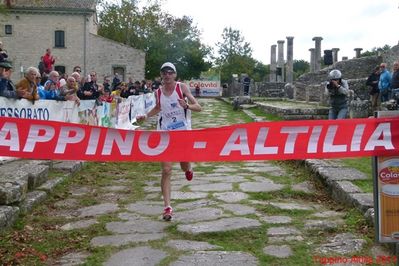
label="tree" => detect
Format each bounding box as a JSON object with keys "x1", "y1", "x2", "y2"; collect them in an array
[
  {"x1": 215, "y1": 27, "x2": 252, "y2": 65},
  {"x1": 98, "y1": 0, "x2": 211, "y2": 80},
  {"x1": 214, "y1": 27, "x2": 268, "y2": 83},
  {"x1": 360, "y1": 45, "x2": 392, "y2": 57},
  {"x1": 293, "y1": 60, "x2": 310, "y2": 79}
]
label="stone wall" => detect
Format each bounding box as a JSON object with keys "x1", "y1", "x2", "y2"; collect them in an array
[{"x1": 88, "y1": 34, "x2": 145, "y2": 82}]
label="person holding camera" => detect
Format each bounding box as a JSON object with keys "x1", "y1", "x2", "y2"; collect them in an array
[{"x1": 324, "y1": 69, "x2": 350, "y2": 119}]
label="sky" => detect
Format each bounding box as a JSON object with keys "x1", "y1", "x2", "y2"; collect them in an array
[{"x1": 159, "y1": 0, "x2": 399, "y2": 64}]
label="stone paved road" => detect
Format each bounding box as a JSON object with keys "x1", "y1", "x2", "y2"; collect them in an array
[{"x1": 11, "y1": 99, "x2": 395, "y2": 265}]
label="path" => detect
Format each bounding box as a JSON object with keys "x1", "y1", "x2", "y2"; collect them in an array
[{"x1": 1, "y1": 98, "x2": 394, "y2": 266}]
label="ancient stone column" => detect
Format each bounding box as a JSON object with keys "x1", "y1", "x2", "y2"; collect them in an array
[
  {"x1": 286, "y1": 36, "x2": 294, "y2": 83},
  {"x1": 354, "y1": 48, "x2": 363, "y2": 58},
  {"x1": 312, "y1": 36, "x2": 323, "y2": 72},
  {"x1": 309, "y1": 48, "x2": 315, "y2": 73},
  {"x1": 332, "y1": 48, "x2": 340, "y2": 64},
  {"x1": 277, "y1": 40, "x2": 285, "y2": 82},
  {"x1": 270, "y1": 44, "x2": 277, "y2": 82}
]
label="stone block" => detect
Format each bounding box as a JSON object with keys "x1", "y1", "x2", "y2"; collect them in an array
[
  {"x1": 52, "y1": 161, "x2": 83, "y2": 173},
  {"x1": 0, "y1": 172, "x2": 29, "y2": 205},
  {"x1": 0, "y1": 206, "x2": 19, "y2": 231},
  {"x1": 331, "y1": 180, "x2": 362, "y2": 204},
  {"x1": 37, "y1": 177, "x2": 65, "y2": 193},
  {"x1": 350, "y1": 193, "x2": 374, "y2": 212},
  {"x1": 19, "y1": 190, "x2": 47, "y2": 214}
]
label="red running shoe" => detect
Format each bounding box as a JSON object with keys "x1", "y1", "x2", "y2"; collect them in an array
[
  {"x1": 185, "y1": 170, "x2": 193, "y2": 181},
  {"x1": 163, "y1": 206, "x2": 173, "y2": 221}
]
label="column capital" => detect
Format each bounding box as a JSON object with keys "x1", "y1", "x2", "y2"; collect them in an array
[
  {"x1": 331, "y1": 48, "x2": 340, "y2": 52},
  {"x1": 277, "y1": 40, "x2": 285, "y2": 44},
  {"x1": 312, "y1": 36, "x2": 323, "y2": 41},
  {"x1": 286, "y1": 36, "x2": 294, "y2": 40}
]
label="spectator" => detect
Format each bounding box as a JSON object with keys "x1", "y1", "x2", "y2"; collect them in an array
[
  {"x1": 112, "y1": 73, "x2": 121, "y2": 90},
  {"x1": 38, "y1": 56, "x2": 45, "y2": 77},
  {"x1": 36, "y1": 72, "x2": 46, "y2": 99},
  {"x1": 378, "y1": 63, "x2": 391, "y2": 103},
  {"x1": 42, "y1": 70, "x2": 63, "y2": 100},
  {"x1": 151, "y1": 77, "x2": 161, "y2": 91},
  {"x1": 119, "y1": 82, "x2": 131, "y2": 98},
  {"x1": 390, "y1": 61, "x2": 399, "y2": 104},
  {"x1": 99, "y1": 86, "x2": 114, "y2": 103},
  {"x1": 195, "y1": 84, "x2": 200, "y2": 97},
  {"x1": 243, "y1": 75, "x2": 250, "y2": 96},
  {"x1": 60, "y1": 76, "x2": 80, "y2": 103},
  {"x1": 324, "y1": 69, "x2": 350, "y2": 119},
  {"x1": 42, "y1": 48, "x2": 55, "y2": 74},
  {"x1": 70, "y1": 71, "x2": 82, "y2": 90},
  {"x1": 103, "y1": 76, "x2": 111, "y2": 92},
  {"x1": 127, "y1": 77, "x2": 134, "y2": 91},
  {"x1": 73, "y1": 66, "x2": 81, "y2": 74},
  {"x1": 78, "y1": 71, "x2": 100, "y2": 100},
  {"x1": 366, "y1": 66, "x2": 380, "y2": 112},
  {"x1": 0, "y1": 41, "x2": 8, "y2": 62},
  {"x1": 0, "y1": 59, "x2": 24, "y2": 98},
  {"x1": 16, "y1": 67, "x2": 39, "y2": 103},
  {"x1": 140, "y1": 79, "x2": 147, "y2": 94}
]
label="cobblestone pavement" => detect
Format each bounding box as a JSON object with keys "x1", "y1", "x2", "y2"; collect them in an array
[{"x1": 5, "y1": 98, "x2": 395, "y2": 266}]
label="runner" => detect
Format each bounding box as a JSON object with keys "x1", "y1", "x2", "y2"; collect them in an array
[{"x1": 136, "y1": 62, "x2": 202, "y2": 221}]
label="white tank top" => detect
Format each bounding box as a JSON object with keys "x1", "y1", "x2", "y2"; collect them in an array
[{"x1": 157, "y1": 82, "x2": 191, "y2": 130}]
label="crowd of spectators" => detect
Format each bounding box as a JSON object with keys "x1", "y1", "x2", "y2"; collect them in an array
[{"x1": 0, "y1": 47, "x2": 157, "y2": 106}]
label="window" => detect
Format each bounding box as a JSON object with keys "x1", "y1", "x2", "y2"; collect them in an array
[
  {"x1": 113, "y1": 66, "x2": 125, "y2": 82},
  {"x1": 5, "y1": 25, "x2": 12, "y2": 35},
  {"x1": 54, "y1": 65, "x2": 65, "y2": 75},
  {"x1": 54, "y1": 30, "x2": 65, "y2": 48}
]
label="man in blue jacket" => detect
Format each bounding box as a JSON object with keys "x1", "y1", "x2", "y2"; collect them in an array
[{"x1": 378, "y1": 63, "x2": 391, "y2": 102}]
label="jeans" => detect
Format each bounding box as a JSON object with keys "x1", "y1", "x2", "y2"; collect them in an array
[
  {"x1": 328, "y1": 107, "x2": 348, "y2": 120},
  {"x1": 380, "y1": 89, "x2": 390, "y2": 102}
]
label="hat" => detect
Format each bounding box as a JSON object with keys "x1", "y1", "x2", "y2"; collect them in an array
[
  {"x1": 0, "y1": 59, "x2": 12, "y2": 69},
  {"x1": 160, "y1": 62, "x2": 176, "y2": 73}
]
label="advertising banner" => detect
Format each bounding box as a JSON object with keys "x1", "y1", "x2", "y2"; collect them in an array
[
  {"x1": 374, "y1": 111, "x2": 399, "y2": 243},
  {"x1": 0, "y1": 116, "x2": 398, "y2": 162},
  {"x1": 187, "y1": 80, "x2": 221, "y2": 97}
]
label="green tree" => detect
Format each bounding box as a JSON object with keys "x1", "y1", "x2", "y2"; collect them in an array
[
  {"x1": 293, "y1": 60, "x2": 310, "y2": 79},
  {"x1": 214, "y1": 27, "x2": 268, "y2": 83},
  {"x1": 98, "y1": 0, "x2": 211, "y2": 80},
  {"x1": 360, "y1": 45, "x2": 391, "y2": 57},
  {"x1": 215, "y1": 27, "x2": 252, "y2": 65}
]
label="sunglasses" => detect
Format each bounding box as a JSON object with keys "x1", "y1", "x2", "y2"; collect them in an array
[
  {"x1": 162, "y1": 70, "x2": 175, "y2": 75},
  {"x1": 76, "y1": 70, "x2": 81, "y2": 72}
]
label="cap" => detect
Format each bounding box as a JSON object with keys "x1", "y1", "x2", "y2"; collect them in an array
[
  {"x1": 0, "y1": 59, "x2": 12, "y2": 69},
  {"x1": 160, "y1": 62, "x2": 176, "y2": 73}
]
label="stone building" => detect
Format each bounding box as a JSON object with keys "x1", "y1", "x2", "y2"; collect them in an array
[{"x1": 0, "y1": 0, "x2": 145, "y2": 82}]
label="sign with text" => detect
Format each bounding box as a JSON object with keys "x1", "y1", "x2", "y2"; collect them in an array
[
  {"x1": 188, "y1": 80, "x2": 221, "y2": 97},
  {"x1": 0, "y1": 116, "x2": 398, "y2": 162},
  {"x1": 374, "y1": 111, "x2": 399, "y2": 243}
]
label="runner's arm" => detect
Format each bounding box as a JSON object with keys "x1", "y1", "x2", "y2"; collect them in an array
[{"x1": 179, "y1": 83, "x2": 202, "y2": 112}]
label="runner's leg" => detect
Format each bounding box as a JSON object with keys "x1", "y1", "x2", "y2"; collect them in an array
[{"x1": 161, "y1": 162, "x2": 172, "y2": 208}]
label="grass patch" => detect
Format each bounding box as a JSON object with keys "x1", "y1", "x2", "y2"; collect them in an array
[{"x1": 249, "y1": 106, "x2": 282, "y2": 121}]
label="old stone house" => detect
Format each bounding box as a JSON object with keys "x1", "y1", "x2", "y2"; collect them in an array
[{"x1": 0, "y1": 0, "x2": 145, "y2": 83}]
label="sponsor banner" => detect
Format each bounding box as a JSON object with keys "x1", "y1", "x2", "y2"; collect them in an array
[
  {"x1": 0, "y1": 97, "x2": 79, "y2": 123},
  {"x1": 0, "y1": 116, "x2": 398, "y2": 162},
  {"x1": 0, "y1": 93, "x2": 156, "y2": 129},
  {"x1": 374, "y1": 111, "x2": 399, "y2": 243},
  {"x1": 188, "y1": 80, "x2": 221, "y2": 97},
  {"x1": 116, "y1": 97, "x2": 134, "y2": 130}
]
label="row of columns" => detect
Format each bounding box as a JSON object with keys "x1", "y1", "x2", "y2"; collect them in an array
[{"x1": 270, "y1": 37, "x2": 365, "y2": 82}]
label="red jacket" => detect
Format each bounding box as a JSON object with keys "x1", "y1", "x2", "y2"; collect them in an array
[{"x1": 42, "y1": 54, "x2": 55, "y2": 73}]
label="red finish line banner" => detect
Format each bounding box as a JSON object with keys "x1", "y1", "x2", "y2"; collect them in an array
[{"x1": 0, "y1": 116, "x2": 398, "y2": 162}]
